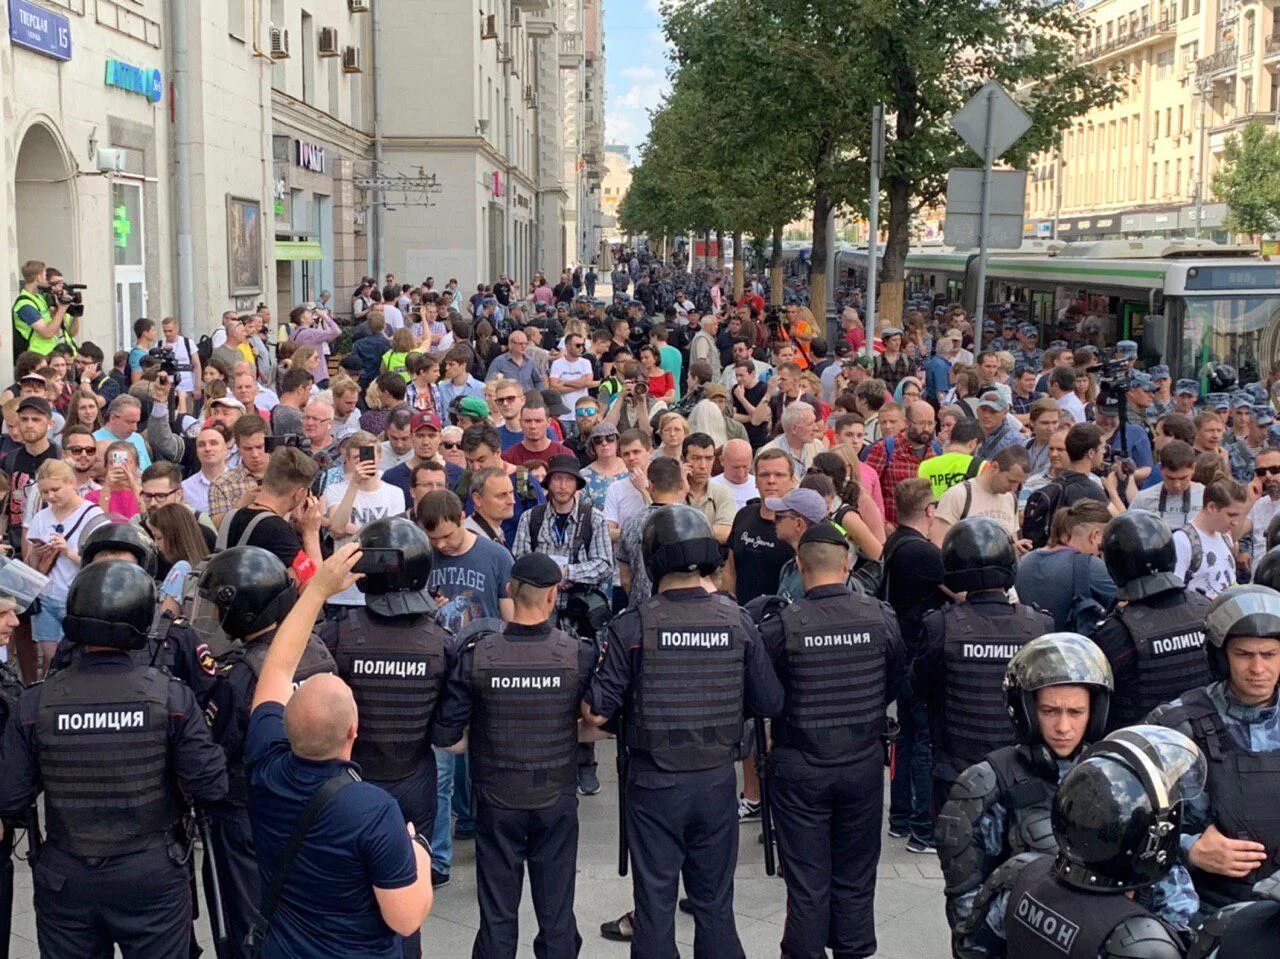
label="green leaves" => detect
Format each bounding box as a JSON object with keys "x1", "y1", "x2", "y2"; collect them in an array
[{"x1": 1214, "y1": 121, "x2": 1280, "y2": 239}]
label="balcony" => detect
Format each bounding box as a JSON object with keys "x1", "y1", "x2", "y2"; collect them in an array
[
  {"x1": 1266, "y1": 33, "x2": 1280, "y2": 58},
  {"x1": 1197, "y1": 44, "x2": 1239, "y2": 78},
  {"x1": 512, "y1": 0, "x2": 552, "y2": 12},
  {"x1": 1081, "y1": 17, "x2": 1176, "y2": 62},
  {"x1": 559, "y1": 31, "x2": 583, "y2": 68}
]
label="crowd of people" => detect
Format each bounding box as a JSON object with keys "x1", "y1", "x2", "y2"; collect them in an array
[{"x1": 0, "y1": 253, "x2": 1278, "y2": 958}]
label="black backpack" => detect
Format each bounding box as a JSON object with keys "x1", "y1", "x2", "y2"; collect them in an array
[
  {"x1": 197, "y1": 334, "x2": 214, "y2": 366},
  {"x1": 1020, "y1": 482, "x2": 1066, "y2": 550}
]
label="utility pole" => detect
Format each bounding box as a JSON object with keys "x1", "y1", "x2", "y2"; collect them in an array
[
  {"x1": 1194, "y1": 73, "x2": 1210, "y2": 238},
  {"x1": 865, "y1": 103, "x2": 884, "y2": 357},
  {"x1": 972, "y1": 86, "x2": 997, "y2": 354}
]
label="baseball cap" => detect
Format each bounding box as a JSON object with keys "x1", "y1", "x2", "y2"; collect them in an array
[
  {"x1": 1096, "y1": 395, "x2": 1121, "y2": 416},
  {"x1": 702, "y1": 384, "x2": 729, "y2": 401},
  {"x1": 209, "y1": 395, "x2": 246, "y2": 411},
  {"x1": 1018, "y1": 323, "x2": 1038, "y2": 337},
  {"x1": 1231, "y1": 392, "x2": 1254, "y2": 410},
  {"x1": 1048, "y1": 340, "x2": 1069, "y2": 350},
  {"x1": 511, "y1": 553, "x2": 563, "y2": 588},
  {"x1": 1253, "y1": 405, "x2": 1275, "y2": 427},
  {"x1": 880, "y1": 326, "x2": 903, "y2": 339},
  {"x1": 1206, "y1": 392, "x2": 1231, "y2": 411},
  {"x1": 976, "y1": 391, "x2": 1010, "y2": 413},
  {"x1": 1175, "y1": 379, "x2": 1199, "y2": 397},
  {"x1": 763, "y1": 489, "x2": 828, "y2": 525},
  {"x1": 1148, "y1": 365, "x2": 1171, "y2": 381},
  {"x1": 16, "y1": 396, "x2": 51, "y2": 416},
  {"x1": 1128, "y1": 373, "x2": 1156, "y2": 393},
  {"x1": 456, "y1": 396, "x2": 490, "y2": 420},
  {"x1": 410, "y1": 411, "x2": 442, "y2": 433},
  {"x1": 799, "y1": 522, "x2": 849, "y2": 549}
]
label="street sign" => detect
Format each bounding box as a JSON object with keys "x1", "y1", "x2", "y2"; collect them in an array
[
  {"x1": 943, "y1": 169, "x2": 1027, "y2": 249},
  {"x1": 951, "y1": 80, "x2": 1032, "y2": 161}
]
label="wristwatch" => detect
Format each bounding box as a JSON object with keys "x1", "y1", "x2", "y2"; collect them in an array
[{"x1": 412, "y1": 832, "x2": 433, "y2": 859}]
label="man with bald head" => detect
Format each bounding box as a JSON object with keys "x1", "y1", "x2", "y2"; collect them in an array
[
  {"x1": 247, "y1": 544, "x2": 435, "y2": 956},
  {"x1": 710, "y1": 438, "x2": 759, "y2": 510}
]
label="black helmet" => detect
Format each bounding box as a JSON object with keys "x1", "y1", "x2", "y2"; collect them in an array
[
  {"x1": 1102, "y1": 510, "x2": 1181, "y2": 601},
  {"x1": 1267, "y1": 513, "x2": 1280, "y2": 554},
  {"x1": 63, "y1": 560, "x2": 155, "y2": 650},
  {"x1": 80, "y1": 521, "x2": 158, "y2": 578},
  {"x1": 642, "y1": 504, "x2": 722, "y2": 589},
  {"x1": 1252, "y1": 547, "x2": 1280, "y2": 593},
  {"x1": 1004, "y1": 633, "x2": 1113, "y2": 752},
  {"x1": 941, "y1": 517, "x2": 1017, "y2": 592},
  {"x1": 197, "y1": 546, "x2": 297, "y2": 640},
  {"x1": 355, "y1": 517, "x2": 435, "y2": 617},
  {"x1": 1204, "y1": 363, "x2": 1238, "y2": 393},
  {"x1": 1053, "y1": 725, "x2": 1205, "y2": 892},
  {"x1": 1203, "y1": 585, "x2": 1280, "y2": 681}
]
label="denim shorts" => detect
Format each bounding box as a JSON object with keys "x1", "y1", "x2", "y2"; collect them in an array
[{"x1": 32, "y1": 594, "x2": 67, "y2": 644}]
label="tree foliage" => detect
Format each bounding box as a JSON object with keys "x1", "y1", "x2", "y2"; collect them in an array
[{"x1": 1214, "y1": 120, "x2": 1280, "y2": 238}]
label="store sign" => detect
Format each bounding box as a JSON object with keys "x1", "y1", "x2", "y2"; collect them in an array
[
  {"x1": 8, "y1": 0, "x2": 71, "y2": 60},
  {"x1": 295, "y1": 139, "x2": 326, "y2": 174},
  {"x1": 492, "y1": 172, "x2": 503, "y2": 198},
  {"x1": 105, "y1": 59, "x2": 162, "y2": 103}
]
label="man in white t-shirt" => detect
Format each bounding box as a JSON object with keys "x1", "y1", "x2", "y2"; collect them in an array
[
  {"x1": 1173, "y1": 478, "x2": 1248, "y2": 597},
  {"x1": 322, "y1": 434, "x2": 407, "y2": 607},
  {"x1": 1129, "y1": 440, "x2": 1202, "y2": 532},
  {"x1": 710, "y1": 438, "x2": 759, "y2": 511},
  {"x1": 930, "y1": 445, "x2": 1031, "y2": 548},
  {"x1": 1247, "y1": 447, "x2": 1280, "y2": 563},
  {"x1": 160, "y1": 316, "x2": 202, "y2": 396},
  {"x1": 1046, "y1": 367, "x2": 1088, "y2": 425},
  {"x1": 548, "y1": 333, "x2": 597, "y2": 431}
]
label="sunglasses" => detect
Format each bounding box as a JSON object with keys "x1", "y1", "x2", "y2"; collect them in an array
[
  {"x1": 591, "y1": 435, "x2": 616, "y2": 445},
  {"x1": 65, "y1": 446, "x2": 96, "y2": 455},
  {"x1": 441, "y1": 441, "x2": 461, "y2": 450},
  {"x1": 1257, "y1": 466, "x2": 1280, "y2": 477},
  {"x1": 577, "y1": 407, "x2": 599, "y2": 416}
]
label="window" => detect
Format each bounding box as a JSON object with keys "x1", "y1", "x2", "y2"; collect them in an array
[
  {"x1": 1156, "y1": 49, "x2": 1174, "y2": 78},
  {"x1": 228, "y1": 0, "x2": 245, "y2": 41},
  {"x1": 301, "y1": 11, "x2": 314, "y2": 106},
  {"x1": 1166, "y1": 107, "x2": 1172, "y2": 137},
  {"x1": 1244, "y1": 78, "x2": 1254, "y2": 113},
  {"x1": 1178, "y1": 104, "x2": 1185, "y2": 134},
  {"x1": 1176, "y1": 159, "x2": 1183, "y2": 196}
]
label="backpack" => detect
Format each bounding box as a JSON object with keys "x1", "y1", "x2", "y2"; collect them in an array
[
  {"x1": 180, "y1": 510, "x2": 274, "y2": 657},
  {"x1": 197, "y1": 334, "x2": 214, "y2": 366},
  {"x1": 527, "y1": 500, "x2": 595, "y2": 559},
  {"x1": 1020, "y1": 482, "x2": 1064, "y2": 551},
  {"x1": 1066, "y1": 550, "x2": 1108, "y2": 634}
]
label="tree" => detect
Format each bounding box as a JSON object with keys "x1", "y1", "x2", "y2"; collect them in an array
[{"x1": 1214, "y1": 120, "x2": 1280, "y2": 239}]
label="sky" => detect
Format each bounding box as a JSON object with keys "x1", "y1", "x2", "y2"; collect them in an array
[{"x1": 603, "y1": 0, "x2": 670, "y2": 162}]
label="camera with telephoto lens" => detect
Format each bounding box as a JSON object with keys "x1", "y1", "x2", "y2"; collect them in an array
[
  {"x1": 264, "y1": 434, "x2": 312, "y2": 454},
  {"x1": 147, "y1": 347, "x2": 179, "y2": 378},
  {"x1": 558, "y1": 584, "x2": 612, "y2": 641}
]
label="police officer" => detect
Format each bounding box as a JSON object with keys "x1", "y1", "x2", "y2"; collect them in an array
[
  {"x1": 434, "y1": 553, "x2": 597, "y2": 958},
  {"x1": 938, "y1": 633, "x2": 1113, "y2": 934},
  {"x1": 0, "y1": 557, "x2": 48, "y2": 959},
  {"x1": 915, "y1": 517, "x2": 1053, "y2": 819},
  {"x1": 1012, "y1": 323, "x2": 1043, "y2": 371},
  {"x1": 1090, "y1": 510, "x2": 1213, "y2": 732},
  {"x1": 200, "y1": 546, "x2": 335, "y2": 957},
  {"x1": 1148, "y1": 584, "x2": 1280, "y2": 911},
  {"x1": 757, "y1": 521, "x2": 904, "y2": 958},
  {"x1": 582, "y1": 504, "x2": 783, "y2": 958},
  {"x1": 957, "y1": 725, "x2": 1203, "y2": 958},
  {"x1": 1190, "y1": 875, "x2": 1280, "y2": 958},
  {"x1": 328, "y1": 518, "x2": 451, "y2": 959},
  {"x1": 0, "y1": 561, "x2": 227, "y2": 957}
]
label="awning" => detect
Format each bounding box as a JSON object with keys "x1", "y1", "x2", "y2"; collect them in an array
[{"x1": 275, "y1": 240, "x2": 324, "y2": 261}]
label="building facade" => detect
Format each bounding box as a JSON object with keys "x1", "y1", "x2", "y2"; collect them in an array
[
  {"x1": 601, "y1": 142, "x2": 631, "y2": 241},
  {"x1": 1024, "y1": 0, "x2": 1280, "y2": 242}
]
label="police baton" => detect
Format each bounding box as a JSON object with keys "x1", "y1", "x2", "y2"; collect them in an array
[
  {"x1": 616, "y1": 711, "x2": 629, "y2": 877},
  {"x1": 23, "y1": 805, "x2": 41, "y2": 863},
  {"x1": 194, "y1": 808, "x2": 231, "y2": 956},
  {"x1": 754, "y1": 718, "x2": 776, "y2": 877}
]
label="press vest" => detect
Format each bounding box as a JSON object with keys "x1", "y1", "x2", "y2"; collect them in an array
[
  {"x1": 333, "y1": 608, "x2": 448, "y2": 783},
  {"x1": 37, "y1": 664, "x2": 173, "y2": 858},
  {"x1": 777, "y1": 590, "x2": 887, "y2": 764},
  {"x1": 632, "y1": 593, "x2": 746, "y2": 772},
  {"x1": 941, "y1": 603, "x2": 1047, "y2": 770},
  {"x1": 10, "y1": 289, "x2": 58, "y2": 357},
  {"x1": 470, "y1": 627, "x2": 582, "y2": 809},
  {"x1": 1006, "y1": 854, "x2": 1153, "y2": 959},
  {"x1": 1173, "y1": 687, "x2": 1280, "y2": 908},
  {"x1": 986, "y1": 746, "x2": 1059, "y2": 856},
  {"x1": 1115, "y1": 591, "x2": 1212, "y2": 724}
]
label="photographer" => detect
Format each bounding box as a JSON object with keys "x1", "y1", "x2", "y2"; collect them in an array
[
  {"x1": 10, "y1": 261, "x2": 76, "y2": 363},
  {"x1": 322, "y1": 433, "x2": 406, "y2": 608},
  {"x1": 1094, "y1": 394, "x2": 1153, "y2": 486},
  {"x1": 604, "y1": 361, "x2": 667, "y2": 434},
  {"x1": 159, "y1": 316, "x2": 201, "y2": 397}
]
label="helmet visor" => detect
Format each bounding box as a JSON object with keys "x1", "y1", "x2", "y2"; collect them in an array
[
  {"x1": 0, "y1": 557, "x2": 49, "y2": 614},
  {"x1": 1094, "y1": 725, "x2": 1206, "y2": 811},
  {"x1": 1206, "y1": 587, "x2": 1280, "y2": 645},
  {"x1": 1006, "y1": 633, "x2": 1114, "y2": 694}
]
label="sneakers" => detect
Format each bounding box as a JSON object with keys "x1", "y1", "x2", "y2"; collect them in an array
[
  {"x1": 887, "y1": 826, "x2": 910, "y2": 839},
  {"x1": 737, "y1": 795, "x2": 761, "y2": 822},
  {"x1": 578, "y1": 766, "x2": 602, "y2": 796},
  {"x1": 600, "y1": 911, "x2": 635, "y2": 941},
  {"x1": 430, "y1": 869, "x2": 451, "y2": 888},
  {"x1": 905, "y1": 835, "x2": 937, "y2": 855}
]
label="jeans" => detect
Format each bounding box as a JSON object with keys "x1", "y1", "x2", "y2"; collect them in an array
[
  {"x1": 888, "y1": 678, "x2": 934, "y2": 843},
  {"x1": 430, "y1": 750, "x2": 475, "y2": 875}
]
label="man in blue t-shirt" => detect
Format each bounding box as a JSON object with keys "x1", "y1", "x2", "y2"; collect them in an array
[
  {"x1": 245, "y1": 544, "x2": 434, "y2": 957},
  {"x1": 127, "y1": 317, "x2": 157, "y2": 385}
]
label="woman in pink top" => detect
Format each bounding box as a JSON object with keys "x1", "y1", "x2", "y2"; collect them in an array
[{"x1": 86, "y1": 440, "x2": 142, "y2": 520}]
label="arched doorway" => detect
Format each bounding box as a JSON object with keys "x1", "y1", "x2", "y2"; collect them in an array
[{"x1": 14, "y1": 123, "x2": 76, "y2": 284}]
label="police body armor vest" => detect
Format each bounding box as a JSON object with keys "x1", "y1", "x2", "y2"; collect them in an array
[
  {"x1": 0, "y1": 661, "x2": 22, "y2": 723},
  {"x1": 1006, "y1": 854, "x2": 1151, "y2": 959},
  {"x1": 986, "y1": 745, "x2": 1059, "y2": 856},
  {"x1": 776, "y1": 591, "x2": 887, "y2": 764},
  {"x1": 633, "y1": 593, "x2": 746, "y2": 773},
  {"x1": 1115, "y1": 592, "x2": 1213, "y2": 723},
  {"x1": 470, "y1": 627, "x2": 581, "y2": 809},
  {"x1": 223, "y1": 635, "x2": 335, "y2": 802},
  {"x1": 333, "y1": 609, "x2": 448, "y2": 783},
  {"x1": 1171, "y1": 687, "x2": 1280, "y2": 908},
  {"x1": 941, "y1": 603, "x2": 1046, "y2": 770},
  {"x1": 37, "y1": 664, "x2": 172, "y2": 858}
]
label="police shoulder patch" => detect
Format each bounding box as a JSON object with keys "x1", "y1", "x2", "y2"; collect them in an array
[{"x1": 196, "y1": 643, "x2": 217, "y2": 677}]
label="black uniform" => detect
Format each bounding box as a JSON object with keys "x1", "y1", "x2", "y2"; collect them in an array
[
  {"x1": 0, "y1": 651, "x2": 228, "y2": 959},
  {"x1": 203, "y1": 630, "x2": 335, "y2": 957},
  {"x1": 434, "y1": 621, "x2": 596, "y2": 958},
  {"x1": 0, "y1": 659, "x2": 24, "y2": 959},
  {"x1": 915, "y1": 595, "x2": 1052, "y2": 811},
  {"x1": 1089, "y1": 589, "x2": 1213, "y2": 732},
  {"x1": 584, "y1": 588, "x2": 784, "y2": 959},
  {"x1": 329, "y1": 606, "x2": 451, "y2": 959},
  {"x1": 758, "y1": 584, "x2": 904, "y2": 959}
]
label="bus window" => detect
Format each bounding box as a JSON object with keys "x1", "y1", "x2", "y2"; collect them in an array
[{"x1": 1175, "y1": 295, "x2": 1280, "y2": 384}]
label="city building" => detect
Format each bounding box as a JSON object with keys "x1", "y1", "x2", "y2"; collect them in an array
[
  {"x1": 1023, "y1": 0, "x2": 1280, "y2": 241},
  {"x1": 601, "y1": 142, "x2": 631, "y2": 241}
]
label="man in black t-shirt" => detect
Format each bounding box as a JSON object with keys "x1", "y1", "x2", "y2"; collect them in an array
[
  {"x1": 725, "y1": 448, "x2": 795, "y2": 604},
  {"x1": 221, "y1": 447, "x2": 324, "y2": 584},
  {"x1": 730, "y1": 360, "x2": 772, "y2": 450}
]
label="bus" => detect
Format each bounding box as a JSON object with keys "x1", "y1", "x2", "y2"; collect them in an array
[{"x1": 840, "y1": 239, "x2": 1280, "y2": 383}]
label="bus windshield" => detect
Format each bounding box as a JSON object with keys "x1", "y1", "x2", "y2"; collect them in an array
[{"x1": 1177, "y1": 295, "x2": 1280, "y2": 383}]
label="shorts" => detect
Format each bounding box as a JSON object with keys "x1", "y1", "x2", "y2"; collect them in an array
[{"x1": 32, "y1": 595, "x2": 67, "y2": 644}]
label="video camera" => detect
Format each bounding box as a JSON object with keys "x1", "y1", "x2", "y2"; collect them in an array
[
  {"x1": 44, "y1": 283, "x2": 87, "y2": 319},
  {"x1": 147, "y1": 346, "x2": 179, "y2": 379},
  {"x1": 264, "y1": 434, "x2": 312, "y2": 454},
  {"x1": 763, "y1": 305, "x2": 786, "y2": 341}
]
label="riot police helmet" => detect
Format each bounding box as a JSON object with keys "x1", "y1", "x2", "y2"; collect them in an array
[
  {"x1": 63, "y1": 560, "x2": 156, "y2": 650},
  {"x1": 1004, "y1": 633, "x2": 1113, "y2": 751},
  {"x1": 1253, "y1": 546, "x2": 1280, "y2": 592},
  {"x1": 1204, "y1": 363, "x2": 1238, "y2": 393},
  {"x1": 642, "y1": 503, "x2": 722, "y2": 589},
  {"x1": 941, "y1": 516, "x2": 1017, "y2": 593},
  {"x1": 1053, "y1": 725, "x2": 1205, "y2": 892},
  {"x1": 1101, "y1": 510, "x2": 1181, "y2": 602},
  {"x1": 79, "y1": 521, "x2": 158, "y2": 578},
  {"x1": 1203, "y1": 584, "x2": 1280, "y2": 681},
  {"x1": 0, "y1": 556, "x2": 48, "y2": 617},
  {"x1": 354, "y1": 517, "x2": 436, "y2": 617},
  {"x1": 197, "y1": 546, "x2": 297, "y2": 640}
]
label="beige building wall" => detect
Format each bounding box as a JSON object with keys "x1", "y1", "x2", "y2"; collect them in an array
[{"x1": 601, "y1": 144, "x2": 631, "y2": 240}]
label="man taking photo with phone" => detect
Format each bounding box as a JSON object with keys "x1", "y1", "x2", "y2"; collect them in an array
[{"x1": 323, "y1": 434, "x2": 407, "y2": 610}]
